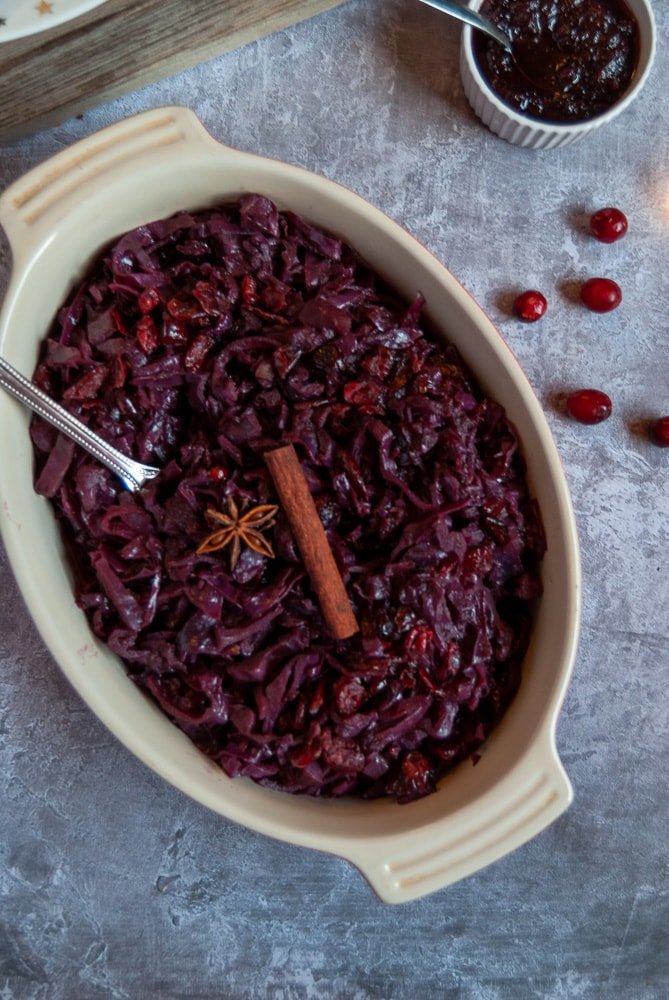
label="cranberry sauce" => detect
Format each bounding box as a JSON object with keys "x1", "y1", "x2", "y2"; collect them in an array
[{"x1": 473, "y1": 0, "x2": 640, "y2": 123}]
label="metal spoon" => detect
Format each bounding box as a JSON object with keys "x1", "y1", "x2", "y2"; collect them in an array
[
  {"x1": 417, "y1": 0, "x2": 563, "y2": 93},
  {"x1": 0, "y1": 356, "x2": 161, "y2": 492},
  {"x1": 417, "y1": 0, "x2": 512, "y2": 54}
]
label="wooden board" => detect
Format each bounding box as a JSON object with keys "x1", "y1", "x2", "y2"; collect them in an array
[{"x1": 0, "y1": 0, "x2": 346, "y2": 145}]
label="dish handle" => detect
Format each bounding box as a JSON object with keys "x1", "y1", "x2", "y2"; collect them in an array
[
  {"x1": 349, "y1": 745, "x2": 573, "y2": 904},
  {"x1": 0, "y1": 106, "x2": 224, "y2": 257}
]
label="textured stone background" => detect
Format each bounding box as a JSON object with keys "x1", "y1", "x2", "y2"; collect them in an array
[{"x1": 1, "y1": 1, "x2": 668, "y2": 997}]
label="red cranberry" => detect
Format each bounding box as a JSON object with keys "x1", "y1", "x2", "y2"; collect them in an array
[
  {"x1": 136, "y1": 315, "x2": 159, "y2": 353},
  {"x1": 137, "y1": 287, "x2": 161, "y2": 314},
  {"x1": 590, "y1": 207, "x2": 628, "y2": 243},
  {"x1": 567, "y1": 389, "x2": 612, "y2": 424},
  {"x1": 513, "y1": 289, "x2": 547, "y2": 322},
  {"x1": 650, "y1": 416, "x2": 669, "y2": 447},
  {"x1": 580, "y1": 277, "x2": 622, "y2": 312},
  {"x1": 208, "y1": 465, "x2": 229, "y2": 481}
]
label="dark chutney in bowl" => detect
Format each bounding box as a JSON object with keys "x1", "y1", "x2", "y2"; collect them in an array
[{"x1": 472, "y1": 0, "x2": 640, "y2": 124}]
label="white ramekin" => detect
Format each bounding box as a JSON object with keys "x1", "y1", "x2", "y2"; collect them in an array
[
  {"x1": 460, "y1": 0, "x2": 657, "y2": 149},
  {"x1": 0, "y1": 107, "x2": 581, "y2": 902}
]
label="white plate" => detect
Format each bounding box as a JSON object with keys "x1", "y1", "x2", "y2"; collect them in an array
[{"x1": 0, "y1": 0, "x2": 108, "y2": 43}]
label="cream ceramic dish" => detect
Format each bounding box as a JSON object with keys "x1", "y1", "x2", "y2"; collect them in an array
[
  {"x1": 0, "y1": 107, "x2": 581, "y2": 903},
  {"x1": 459, "y1": 0, "x2": 656, "y2": 149}
]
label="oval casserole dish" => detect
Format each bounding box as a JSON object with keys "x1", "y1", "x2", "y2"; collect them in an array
[{"x1": 0, "y1": 106, "x2": 581, "y2": 903}]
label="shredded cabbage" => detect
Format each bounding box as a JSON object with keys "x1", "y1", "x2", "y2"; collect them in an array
[{"x1": 31, "y1": 195, "x2": 545, "y2": 802}]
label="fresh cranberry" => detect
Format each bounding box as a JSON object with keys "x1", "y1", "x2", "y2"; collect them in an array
[
  {"x1": 513, "y1": 289, "x2": 547, "y2": 322},
  {"x1": 580, "y1": 277, "x2": 622, "y2": 312},
  {"x1": 567, "y1": 388, "x2": 612, "y2": 424},
  {"x1": 650, "y1": 416, "x2": 669, "y2": 447},
  {"x1": 590, "y1": 207, "x2": 628, "y2": 243}
]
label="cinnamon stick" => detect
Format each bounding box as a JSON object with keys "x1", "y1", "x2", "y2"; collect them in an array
[{"x1": 264, "y1": 443, "x2": 359, "y2": 640}]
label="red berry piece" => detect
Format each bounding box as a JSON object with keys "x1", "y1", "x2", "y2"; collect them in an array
[
  {"x1": 136, "y1": 315, "x2": 159, "y2": 354},
  {"x1": 580, "y1": 277, "x2": 622, "y2": 312},
  {"x1": 137, "y1": 287, "x2": 161, "y2": 314},
  {"x1": 650, "y1": 416, "x2": 669, "y2": 447},
  {"x1": 207, "y1": 464, "x2": 229, "y2": 481},
  {"x1": 513, "y1": 289, "x2": 547, "y2": 322},
  {"x1": 590, "y1": 207, "x2": 628, "y2": 243},
  {"x1": 566, "y1": 388, "x2": 612, "y2": 424}
]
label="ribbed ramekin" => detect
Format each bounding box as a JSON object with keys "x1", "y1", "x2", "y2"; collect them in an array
[{"x1": 460, "y1": 0, "x2": 656, "y2": 149}]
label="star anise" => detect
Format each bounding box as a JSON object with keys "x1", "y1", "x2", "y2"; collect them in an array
[{"x1": 197, "y1": 496, "x2": 279, "y2": 569}]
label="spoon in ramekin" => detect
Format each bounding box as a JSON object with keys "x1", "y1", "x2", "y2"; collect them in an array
[{"x1": 418, "y1": 0, "x2": 561, "y2": 92}]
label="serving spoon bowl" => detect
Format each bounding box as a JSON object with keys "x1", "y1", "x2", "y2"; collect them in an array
[{"x1": 0, "y1": 355, "x2": 160, "y2": 491}]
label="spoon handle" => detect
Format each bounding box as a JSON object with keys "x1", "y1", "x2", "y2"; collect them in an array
[
  {"x1": 0, "y1": 356, "x2": 160, "y2": 492},
  {"x1": 417, "y1": 0, "x2": 513, "y2": 52}
]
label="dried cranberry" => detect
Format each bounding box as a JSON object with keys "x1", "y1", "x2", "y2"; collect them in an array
[
  {"x1": 184, "y1": 333, "x2": 212, "y2": 371},
  {"x1": 580, "y1": 277, "x2": 622, "y2": 312},
  {"x1": 321, "y1": 735, "x2": 365, "y2": 772},
  {"x1": 290, "y1": 744, "x2": 315, "y2": 768},
  {"x1": 650, "y1": 416, "x2": 669, "y2": 447},
  {"x1": 360, "y1": 346, "x2": 395, "y2": 379},
  {"x1": 513, "y1": 289, "x2": 547, "y2": 322},
  {"x1": 193, "y1": 281, "x2": 227, "y2": 316},
  {"x1": 167, "y1": 296, "x2": 208, "y2": 326},
  {"x1": 566, "y1": 388, "x2": 612, "y2": 424},
  {"x1": 343, "y1": 379, "x2": 384, "y2": 410},
  {"x1": 63, "y1": 365, "x2": 107, "y2": 402},
  {"x1": 273, "y1": 344, "x2": 300, "y2": 378},
  {"x1": 392, "y1": 751, "x2": 436, "y2": 802},
  {"x1": 590, "y1": 207, "x2": 628, "y2": 243},
  {"x1": 110, "y1": 306, "x2": 130, "y2": 336},
  {"x1": 161, "y1": 318, "x2": 190, "y2": 348},
  {"x1": 208, "y1": 465, "x2": 229, "y2": 481},
  {"x1": 240, "y1": 275, "x2": 258, "y2": 305},
  {"x1": 333, "y1": 677, "x2": 367, "y2": 717},
  {"x1": 464, "y1": 541, "x2": 494, "y2": 578},
  {"x1": 403, "y1": 624, "x2": 434, "y2": 657},
  {"x1": 137, "y1": 287, "x2": 161, "y2": 314},
  {"x1": 136, "y1": 315, "x2": 159, "y2": 354}
]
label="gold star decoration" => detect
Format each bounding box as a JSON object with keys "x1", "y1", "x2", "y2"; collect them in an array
[
  {"x1": 35, "y1": 2, "x2": 54, "y2": 14},
  {"x1": 196, "y1": 496, "x2": 279, "y2": 569}
]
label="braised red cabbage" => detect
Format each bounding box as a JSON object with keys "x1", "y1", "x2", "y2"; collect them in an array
[{"x1": 30, "y1": 194, "x2": 545, "y2": 803}]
